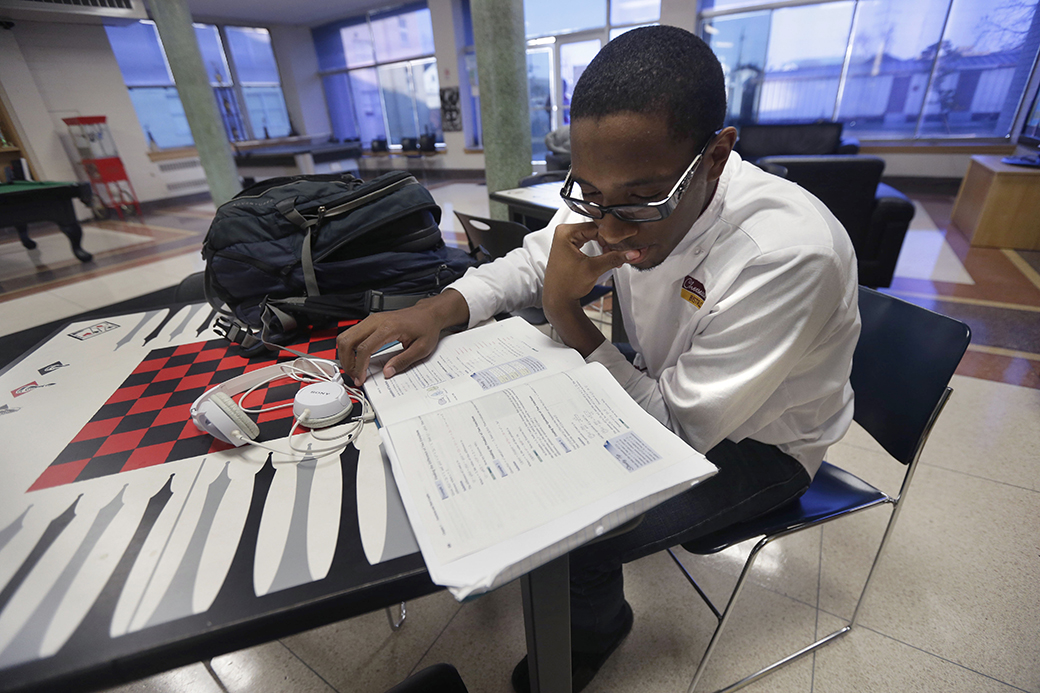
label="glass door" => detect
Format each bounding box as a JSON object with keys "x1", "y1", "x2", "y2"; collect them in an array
[
  {"x1": 557, "y1": 36, "x2": 603, "y2": 126},
  {"x1": 527, "y1": 46, "x2": 555, "y2": 161}
]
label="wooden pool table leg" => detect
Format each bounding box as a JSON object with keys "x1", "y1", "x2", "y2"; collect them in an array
[
  {"x1": 59, "y1": 222, "x2": 93, "y2": 262},
  {"x1": 15, "y1": 224, "x2": 37, "y2": 250}
]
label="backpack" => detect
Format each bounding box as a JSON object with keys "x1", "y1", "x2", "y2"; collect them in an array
[{"x1": 202, "y1": 171, "x2": 478, "y2": 352}]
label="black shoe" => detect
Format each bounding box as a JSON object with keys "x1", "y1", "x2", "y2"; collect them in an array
[{"x1": 511, "y1": 602, "x2": 634, "y2": 693}]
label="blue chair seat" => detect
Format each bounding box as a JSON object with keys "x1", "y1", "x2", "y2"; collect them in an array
[{"x1": 681, "y1": 462, "x2": 888, "y2": 555}]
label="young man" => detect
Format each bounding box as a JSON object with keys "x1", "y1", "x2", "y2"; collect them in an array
[{"x1": 338, "y1": 26, "x2": 860, "y2": 693}]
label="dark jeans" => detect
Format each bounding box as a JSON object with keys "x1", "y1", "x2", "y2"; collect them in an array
[{"x1": 567, "y1": 436, "x2": 811, "y2": 652}]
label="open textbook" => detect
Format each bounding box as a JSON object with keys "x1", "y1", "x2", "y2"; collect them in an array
[{"x1": 363, "y1": 317, "x2": 717, "y2": 599}]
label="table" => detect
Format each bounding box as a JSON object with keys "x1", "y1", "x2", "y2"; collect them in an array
[
  {"x1": 0, "y1": 305, "x2": 574, "y2": 693},
  {"x1": 489, "y1": 182, "x2": 563, "y2": 230},
  {"x1": 0, "y1": 181, "x2": 94, "y2": 262},
  {"x1": 951, "y1": 154, "x2": 1040, "y2": 250},
  {"x1": 234, "y1": 141, "x2": 363, "y2": 183}
]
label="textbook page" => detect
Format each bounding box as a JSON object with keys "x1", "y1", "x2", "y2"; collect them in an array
[
  {"x1": 381, "y1": 361, "x2": 717, "y2": 599},
  {"x1": 363, "y1": 317, "x2": 586, "y2": 427}
]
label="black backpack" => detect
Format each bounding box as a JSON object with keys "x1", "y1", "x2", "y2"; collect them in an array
[{"x1": 202, "y1": 171, "x2": 478, "y2": 351}]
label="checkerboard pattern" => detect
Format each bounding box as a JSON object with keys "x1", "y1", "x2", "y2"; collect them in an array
[{"x1": 29, "y1": 325, "x2": 353, "y2": 492}]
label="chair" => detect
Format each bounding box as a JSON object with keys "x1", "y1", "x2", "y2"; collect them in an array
[
  {"x1": 383, "y1": 663, "x2": 469, "y2": 693},
  {"x1": 757, "y1": 155, "x2": 915, "y2": 289},
  {"x1": 734, "y1": 121, "x2": 860, "y2": 162},
  {"x1": 453, "y1": 211, "x2": 612, "y2": 326},
  {"x1": 668, "y1": 286, "x2": 970, "y2": 693},
  {"x1": 174, "y1": 271, "x2": 206, "y2": 303},
  {"x1": 544, "y1": 125, "x2": 571, "y2": 171},
  {"x1": 519, "y1": 170, "x2": 568, "y2": 188},
  {"x1": 454, "y1": 211, "x2": 533, "y2": 262}
]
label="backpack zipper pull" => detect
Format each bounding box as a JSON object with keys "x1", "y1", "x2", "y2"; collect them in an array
[{"x1": 316, "y1": 205, "x2": 327, "y2": 226}]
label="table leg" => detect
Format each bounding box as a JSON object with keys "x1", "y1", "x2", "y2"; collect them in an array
[
  {"x1": 521, "y1": 555, "x2": 572, "y2": 693},
  {"x1": 15, "y1": 224, "x2": 37, "y2": 250},
  {"x1": 59, "y1": 223, "x2": 93, "y2": 262}
]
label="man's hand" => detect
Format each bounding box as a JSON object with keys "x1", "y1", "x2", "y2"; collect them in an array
[
  {"x1": 543, "y1": 222, "x2": 635, "y2": 304},
  {"x1": 542, "y1": 222, "x2": 636, "y2": 357},
  {"x1": 336, "y1": 289, "x2": 469, "y2": 386}
]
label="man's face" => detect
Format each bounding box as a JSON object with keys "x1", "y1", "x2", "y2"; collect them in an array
[{"x1": 569, "y1": 112, "x2": 734, "y2": 271}]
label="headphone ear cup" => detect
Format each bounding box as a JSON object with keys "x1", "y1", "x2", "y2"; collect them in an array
[{"x1": 211, "y1": 392, "x2": 259, "y2": 441}]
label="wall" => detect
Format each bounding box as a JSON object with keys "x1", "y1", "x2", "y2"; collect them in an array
[
  {"x1": 871, "y1": 151, "x2": 976, "y2": 179},
  {"x1": 5, "y1": 21, "x2": 170, "y2": 204},
  {"x1": 0, "y1": 27, "x2": 77, "y2": 185},
  {"x1": 660, "y1": 0, "x2": 697, "y2": 33},
  {"x1": 428, "y1": 0, "x2": 485, "y2": 171}
]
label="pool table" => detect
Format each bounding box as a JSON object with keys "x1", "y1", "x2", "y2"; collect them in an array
[{"x1": 0, "y1": 180, "x2": 94, "y2": 262}]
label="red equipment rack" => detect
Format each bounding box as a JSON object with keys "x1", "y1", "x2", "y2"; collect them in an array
[{"x1": 62, "y1": 115, "x2": 142, "y2": 219}]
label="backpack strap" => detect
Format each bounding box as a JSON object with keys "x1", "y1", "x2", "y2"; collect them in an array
[{"x1": 276, "y1": 197, "x2": 322, "y2": 297}]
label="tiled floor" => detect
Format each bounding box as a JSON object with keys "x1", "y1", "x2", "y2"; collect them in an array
[{"x1": 2, "y1": 181, "x2": 1038, "y2": 693}]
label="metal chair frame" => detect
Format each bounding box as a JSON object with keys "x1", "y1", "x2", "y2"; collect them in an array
[{"x1": 670, "y1": 288, "x2": 969, "y2": 693}]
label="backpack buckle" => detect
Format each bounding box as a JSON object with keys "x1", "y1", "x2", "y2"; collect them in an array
[{"x1": 214, "y1": 314, "x2": 261, "y2": 349}]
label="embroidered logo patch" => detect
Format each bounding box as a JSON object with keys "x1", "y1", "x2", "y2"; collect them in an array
[{"x1": 680, "y1": 275, "x2": 706, "y2": 308}]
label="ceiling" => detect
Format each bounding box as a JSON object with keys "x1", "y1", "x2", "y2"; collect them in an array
[{"x1": 182, "y1": 0, "x2": 389, "y2": 27}]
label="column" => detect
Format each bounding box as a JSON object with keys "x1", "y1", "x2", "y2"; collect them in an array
[
  {"x1": 268, "y1": 25, "x2": 332, "y2": 138},
  {"x1": 471, "y1": 0, "x2": 531, "y2": 220},
  {"x1": 660, "y1": 0, "x2": 699, "y2": 33},
  {"x1": 149, "y1": 0, "x2": 240, "y2": 205}
]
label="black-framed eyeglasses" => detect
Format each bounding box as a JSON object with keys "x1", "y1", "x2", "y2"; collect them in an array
[{"x1": 559, "y1": 130, "x2": 721, "y2": 223}]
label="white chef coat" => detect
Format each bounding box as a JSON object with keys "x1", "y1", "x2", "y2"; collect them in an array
[{"x1": 449, "y1": 152, "x2": 860, "y2": 476}]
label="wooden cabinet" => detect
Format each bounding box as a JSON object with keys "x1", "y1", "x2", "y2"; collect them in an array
[{"x1": 951, "y1": 155, "x2": 1040, "y2": 250}]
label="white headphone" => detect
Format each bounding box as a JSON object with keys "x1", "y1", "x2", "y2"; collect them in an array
[{"x1": 190, "y1": 356, "x2": 371, "y2": 459}]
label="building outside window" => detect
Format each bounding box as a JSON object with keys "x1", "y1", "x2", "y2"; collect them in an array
[
  {"x1": 313, "y1": 3, "x2": 443, "y2": 150},
  {"x1": 105, "y1": 21, "x2": 292, "y2": 149},
  {"x1": 699, "y1": 0, "x2": 1040, "y2": 141}
]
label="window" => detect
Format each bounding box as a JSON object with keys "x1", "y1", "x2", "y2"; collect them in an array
[
  {"x1": 105, "y1": 21, "x2": 193, "y2": 149},
  {"x1": 610, "y1": 0, "x2": 661, "y2": 25},
  {"x1": 456, "y1": 0, "x2": 662, "y2": 157},
  {"x1": 106, "y1": 21, "x2": 292, "y2": 148},
  {"x1": 313, "y1": 3, "x2": 443, "y2": 149},
  {"x1": 528, "y1": 47, "x2": 554, "y2": 160},
  {"x1": 525, "y1": 0, "x2": 607, "y2": 38},
  {"x1": 225, "y1": 27, "x2": 292, "y2": 139},
  {"x1": 701, "y1": 0, "x2": 1040, "y2": 141}
]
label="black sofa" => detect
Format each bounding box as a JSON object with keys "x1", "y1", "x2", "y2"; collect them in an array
[
  {"x1": 757, "y1": 154, "x2": 915, "y2": 289},
  {"x1": 735, "y1": 121, "x2": 860, "y2": 161}
]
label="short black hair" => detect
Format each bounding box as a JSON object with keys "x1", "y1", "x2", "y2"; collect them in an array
[{"x1": 570, "y1": 25, "x2": 726, "y2": 146}]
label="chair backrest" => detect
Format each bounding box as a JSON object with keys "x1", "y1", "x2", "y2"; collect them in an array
[
  {"x1": 851, "y1": 287, "x2": 970, "y2": 466},
  {"x1": 757, "y1": 155, "x2": 884, "y2": 244},
  {"x1": 519, "y1": 171, "x2": 568, "y2": 188},
  {"x1": 453, "y1": 211, "x2": 532, "y2": 259},
  {"x1": 735, "y1": 121, "x2": 844, "y2": 159},
  {"x1": 544, "y1": 125, "x2": 571, "y2": 154}
]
